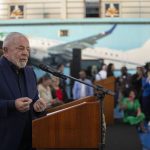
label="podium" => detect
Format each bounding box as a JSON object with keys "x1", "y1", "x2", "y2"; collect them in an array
[
  {"x1": 94, "y1": 77, "x2": 115, "y2": 125},
  {"x1": 47, "y1": 96, "x2": 97, "y2": 113},
  {"x1": 32, "y1": 96, "x2": 101, "y2": 150}
]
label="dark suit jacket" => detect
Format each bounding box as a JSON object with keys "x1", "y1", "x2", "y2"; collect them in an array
[{"x1": 0, "y1": 57, "x2": 39, "y2": 150}]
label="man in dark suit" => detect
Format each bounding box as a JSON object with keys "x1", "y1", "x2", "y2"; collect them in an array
[{"x1": 0, "y1": 32, "x2": 47, "y2": 150}]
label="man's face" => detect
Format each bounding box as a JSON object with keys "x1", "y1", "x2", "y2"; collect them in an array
[
  {"x1": 4, "y1": 36, "x2": 30, "y2": 68},
  {"x1": 79, "y1": 71, "x2": 86, "y2": 80}
]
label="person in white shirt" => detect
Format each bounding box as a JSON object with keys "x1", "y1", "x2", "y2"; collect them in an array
[
  {"x1": 73, "y1": 70, "x2": 94, "y2": 100},
  {"x1": 95, "y1": 64, "x2": 107, "y2": 81}
]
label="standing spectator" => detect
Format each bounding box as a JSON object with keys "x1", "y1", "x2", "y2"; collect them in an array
[
  {"x1": 88, "y1": 65, "x2": 97, "y2": 81},
  {"x1": 57, "y1": 64, "x2": 68, "y2": 102},
  {"x1": 107, "y1": 63, "x2": 115, "y2": 77},
  {"x1": 95, "y1": 64, "x2": 107, "y2": 81},
  {"x1": 37, "y1": 74, "x2": 54, "y2": 107},
  {"x1": 51, "y1": 76, "x2": 64, "y2": 103},
  {"x1": 116, "y1": 66, "x2": 132, "y2": 103},
  {"x1": 72, "y1": 70, "x2": 94, "y2": 100},
  {"x1": 106, "y1": 63, "x2": 117, "y2": 106},
  {"x1": 142, "y1": 70, "x2": 150, "y2": 123},
  {"x1": 131, "y1": 67, "x2": 144, "y2": 106}
]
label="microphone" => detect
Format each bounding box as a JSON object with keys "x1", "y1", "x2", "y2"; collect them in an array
[{"x1": 39, "y1": 64, "x2": 67, "y2": 80}]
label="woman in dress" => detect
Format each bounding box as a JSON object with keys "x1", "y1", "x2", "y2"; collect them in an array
[{"x1": 120, "y1": 89, "x2": 146, "y2": 132}]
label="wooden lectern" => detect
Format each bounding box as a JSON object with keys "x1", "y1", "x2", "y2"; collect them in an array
[
  {"x1": 47, "y1": 96, "x2": 97, "y2": 113},
  {"x1": 32, "y1": 96, "x2": 101, "y2": 150},
  {"x1": 94, "y1": 77, "x2": 115, "y2": 125}
]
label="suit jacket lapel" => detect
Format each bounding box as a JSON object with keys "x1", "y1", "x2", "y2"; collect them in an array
[{"x1": 24, "y1": 67, "x2": 32, "y2": 98}]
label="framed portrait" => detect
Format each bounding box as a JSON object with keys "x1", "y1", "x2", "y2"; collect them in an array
[
  {"x1": 10, "y1": 5, "x2": 24, "y2": 19},
  {"x1": 105, "y1": 3, "x2": 119, "y2": 17},
  {"x1": 59, "y1": 30, "x2": 69, "y2": 37}
]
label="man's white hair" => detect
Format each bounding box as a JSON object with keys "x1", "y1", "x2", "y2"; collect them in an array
[{"x1": 3, "y1": 32, "x2": 27, "y2": 48}]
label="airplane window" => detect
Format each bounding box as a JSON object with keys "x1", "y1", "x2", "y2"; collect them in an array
[{"x1": 59, "y1": 30, "x2": 69, "y2": 37}]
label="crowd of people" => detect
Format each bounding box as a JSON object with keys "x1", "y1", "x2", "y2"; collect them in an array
[
  {"x1": 38, "y1": 62, "x2": 150, "y2": 133},
  {"x1": 115, "y1": 64, "x2": 150, "y2": 132},
  {"x1": 91, "y1": 63, "x2": 150, "y2": 132}
]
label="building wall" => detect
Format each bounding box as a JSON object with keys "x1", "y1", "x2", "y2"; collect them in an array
[
  {"x1": 0, "y1": 0, "x2": 61, "y2": 19},
  {"x1": 67, "y1": 0, "x2": 85, "y2": 18},
  {"x1": 0, "y1": 0, "x2": 150, "y2": 19},
  {"x1": 101, "y1": 0, "x2": 150, "y2": 18},
  {"x1": 0, "y1": 0, "x2": 85, "y2": 19}
]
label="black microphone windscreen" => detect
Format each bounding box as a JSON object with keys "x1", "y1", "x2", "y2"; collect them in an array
[{"x1": 39, "y1": 64, "x2": 49, "y2": 72}]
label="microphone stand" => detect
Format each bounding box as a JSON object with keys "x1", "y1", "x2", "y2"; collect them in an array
[{"x1": 39, "y1": 65, "x2": 115, "y2": 150}]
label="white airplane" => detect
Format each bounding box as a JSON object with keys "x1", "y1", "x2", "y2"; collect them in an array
[
  {"x1": 0, "y1": 25, "x2": 117, "y2": 66},
  {"x1": 1, "y1": 24, "x2": 148, "y2": 69},
  {"x1": 82, "y1": 38, "x2": 150, "y2": 69}
]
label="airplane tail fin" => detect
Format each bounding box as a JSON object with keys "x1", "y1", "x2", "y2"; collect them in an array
[{"x1": 105, "y1": 24, "x2": 117, "y2": 34}]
